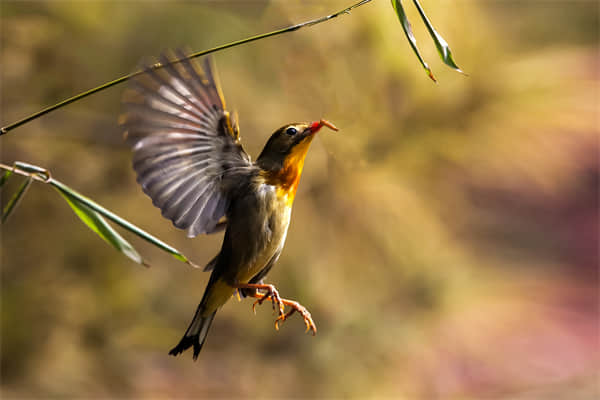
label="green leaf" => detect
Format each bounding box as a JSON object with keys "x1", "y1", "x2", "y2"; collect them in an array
[
  {"x1": 2, "y1": 177, "x2": 32, "y2": 223},
  {"x1": 55, "y1": 187, "x2": 145, "y2": 266},
  {"x1": 411, "y1": 0, "x2": 464, "y2": 73},
  {"x1": 49, "y1": 178, "x2": 198, "y2": 268},
  {"x1": 391, "y1": 0, "x2": 437, "y2": 82},
  {"x1": 0, "y1": 161, "x2": 199, "y2": 268},
  {"x1": 0, "y1": 170, "x2": 12, "y2": 187}
]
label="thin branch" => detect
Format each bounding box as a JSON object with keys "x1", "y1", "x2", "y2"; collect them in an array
[{"x1": 0, "y1": 0, "x2": 373, "y2": 135}]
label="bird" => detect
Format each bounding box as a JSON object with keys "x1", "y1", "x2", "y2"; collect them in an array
[{"x1": 120, "y1": 50, "x2": 337, "y2": 360}]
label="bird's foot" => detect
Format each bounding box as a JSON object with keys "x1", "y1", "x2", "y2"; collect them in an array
[
  {"x1": 253, "y1": 286, "x2": 285, "y2": 317},
  {"x1": 275, "y1": 298, "x2": 317, "y2": 335},
  {"x1": 233, "y1": 282, "x2": 317, "y2": 335},
  {"x1": 232, "y1": 283, "x2": 284, "y2": 317}
]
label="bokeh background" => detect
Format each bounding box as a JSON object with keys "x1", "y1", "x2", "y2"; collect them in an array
[{"x1": 1, "y1": 1, "x2": 598, "y2": 398}]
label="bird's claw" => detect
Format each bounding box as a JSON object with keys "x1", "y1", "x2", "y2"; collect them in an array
[
  {"x1": 274, "y1": 309, "x2": 295, "y2": 331},
  {"x1": 252, "y1": 285, "x2": 285, "y2": 317},
  {"x1": 274, "y1": 300, "x2": 317, "y2": 335},
  {"x1": 246, "y1": 285, "x2": 317, "y2": 335}
]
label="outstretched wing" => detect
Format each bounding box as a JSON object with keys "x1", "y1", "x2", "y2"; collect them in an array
[{"x1": 121, "y1": 50, "x2": 255, "y2": 237}]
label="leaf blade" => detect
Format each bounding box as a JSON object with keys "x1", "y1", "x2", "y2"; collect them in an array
[
  {"x1": 49, "y1": 178, "x2": 197, "y2": 267},
  {"x1": 391, "y1": 0, "x2": 437, "y2": 82},
  {"x1": 1, "y1": 177, "x2": 32, "y2": 223},
  {"x1": 0, "y1": 170, "x2": 12, "y2": 187},
  {"x1": 55, "y1": 187, "x2": 144, "y2": 265},
  {"x1": 411, "y1": 0, "x2": 464, "y2": 73}
]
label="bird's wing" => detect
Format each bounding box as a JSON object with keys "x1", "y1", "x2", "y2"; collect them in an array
[{"x1": 121, "y1": 50, "x2": 255, "y2": 237}]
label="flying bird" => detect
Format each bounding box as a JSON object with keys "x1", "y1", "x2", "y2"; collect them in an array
[{"x1": 121, "y1": 50, "x2": 337, "y2": 360}]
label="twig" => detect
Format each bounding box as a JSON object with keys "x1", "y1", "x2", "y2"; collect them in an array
[{"x1": 0, "y1": 0, "x2": 373, "y2": 135}]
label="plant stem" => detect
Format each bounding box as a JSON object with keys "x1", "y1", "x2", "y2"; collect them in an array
[{"x1": 0, "y1": 0, "x2": 372, "y2": 136}]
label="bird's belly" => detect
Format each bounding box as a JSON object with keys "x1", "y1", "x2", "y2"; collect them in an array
[{"x1": 235, "y1": 185, "x2": 292, "y2": 283}]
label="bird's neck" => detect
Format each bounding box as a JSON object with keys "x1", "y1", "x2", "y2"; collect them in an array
[{"x1": 260, "y1": 139, "x2": 313, "y2": 206}]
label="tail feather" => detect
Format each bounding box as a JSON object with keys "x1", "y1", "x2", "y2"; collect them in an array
[
  {"x1": 169, "y1": 310, "x2": 216, "y2": 360},
  {"x1": 170, "y1": 274, "x2": 232, "y2": 360}
]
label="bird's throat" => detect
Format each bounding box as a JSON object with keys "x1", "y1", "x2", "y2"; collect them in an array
[{"x1": 262, "y1": 137, "x2": 313, "y2": 206}]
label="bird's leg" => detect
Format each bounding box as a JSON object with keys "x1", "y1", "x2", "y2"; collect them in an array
[
  {"x1": 243, "y1": 290, "x2": 317, "y2": 336},
  {"x1": 232, "y1": 283, "x2": 285, "y2": 317}
]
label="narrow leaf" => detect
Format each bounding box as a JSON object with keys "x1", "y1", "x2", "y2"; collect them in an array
[
  {"x1": 2, "y1": 177, "x2": 32, "y2": 223},
  {"x1": 49, "y1": 178, "x2": 198, "y2": 267},
  {"x1": 412, "y1": 0, "x2": 464, "y2": 73},
  {"x1": 0, "y1": 170, "x2": 12, "y2": 187},
  {"x1": 55, "y1": 188, "x2": 145, "y2": 266},
  {"x1": 391, "y1": 0, "x2": 437, "y2": 82}
]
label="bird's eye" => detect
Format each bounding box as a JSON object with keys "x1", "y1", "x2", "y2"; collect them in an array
[{"x1": 285, "y1": 127, "x2": 298, "y2": 136}]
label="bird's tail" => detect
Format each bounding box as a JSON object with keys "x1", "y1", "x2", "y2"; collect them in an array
[{"x1": 169, "y1": 307, "x2": 217, "y2": 360}]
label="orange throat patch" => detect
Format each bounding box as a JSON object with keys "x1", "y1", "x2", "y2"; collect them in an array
[{"x1": 262, "y1": 137, "x2": 314, "y2": 206}]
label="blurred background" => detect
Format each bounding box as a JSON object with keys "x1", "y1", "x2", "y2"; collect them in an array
[{"x1": 1, "y1": 0, "x2": 598, "y2": 398}]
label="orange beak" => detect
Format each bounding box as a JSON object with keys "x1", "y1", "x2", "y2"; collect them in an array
[{"x1": 309, "y1": 119, "x2": 339, "y2": 134}]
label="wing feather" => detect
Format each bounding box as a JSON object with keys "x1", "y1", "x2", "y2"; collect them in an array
[{"x1": 122, "y1": 51, "x2": 255, "y2": 237}]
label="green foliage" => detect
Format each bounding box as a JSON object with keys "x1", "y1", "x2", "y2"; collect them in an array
[
  {"x1": 391, "y1": 0, "x2": 435, "y2": 81},
  {"x1": 56, "y1": 187, "x2": 144, "y2": 265},
  {"x1": 0, "y1": 162, "x2": 198, "y2": 268},
  {"x1": 0, "y1": 170, "x2": 12, "y2": 187},
  {"x1": 1, "y1": 176, "x2": 32, "y2": 223},
  {"x1": 411, "y1": 0, "x2": 463, "y2": 73},
  {"x1": 391, "y1": 0, "x2": 463, "y2": 82}
]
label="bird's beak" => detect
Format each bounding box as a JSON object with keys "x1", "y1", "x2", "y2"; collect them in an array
[{"x1": 308, "y1": 119, "x2": 339, "y2": 135}]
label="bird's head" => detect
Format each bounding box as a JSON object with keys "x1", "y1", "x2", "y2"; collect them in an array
[
  {"x1": 257, "y1": 119, "x2": 338, "y2": 172},
  {"x1": 257, "y1": 119, "x2": 338, "y2": 201}
]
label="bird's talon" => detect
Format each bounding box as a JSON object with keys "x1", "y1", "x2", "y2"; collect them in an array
[
  {"x1": 251, "y1": 285, "x2": 286, "y2": 318},
  {"x1": 259, "y1": 292, "x2": 269, "y2": 306},
  {"x1": 294, "y1": 305, "x2": 316, "y2": 335},
  {"x1": 240, "y1": 283, "x2": 316, "y2": 334}
]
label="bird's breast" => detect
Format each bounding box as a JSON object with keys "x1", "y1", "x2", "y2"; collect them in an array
[
  {"x1": 228, "y1": 182, "x2": 293, "y2": 283},
  {"x1": 255, "y1": 183, "x2": 293, "y2": 249},
  {"x1": 261, "y1": 168, "x2": 301, "y2": 207}
]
